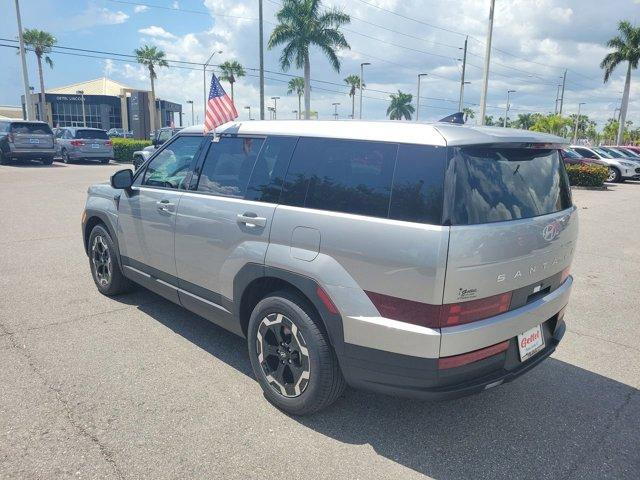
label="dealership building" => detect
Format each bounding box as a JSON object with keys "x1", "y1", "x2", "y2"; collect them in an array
[{"x1": 20, "y1": 77, "x2": 183, "y2": 139}]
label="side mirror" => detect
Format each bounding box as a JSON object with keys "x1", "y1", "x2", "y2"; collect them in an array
[{"x1": 110, "y1": 169, "x2": 133, "y2": 190}]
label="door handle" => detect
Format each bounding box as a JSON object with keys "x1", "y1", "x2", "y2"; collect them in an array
[
  {"x1": 237, "y1": 212, "x2": 266, "y2": 228},
  {"x1": 157, "y1": 199, "x2": 175, "y2": 213}
]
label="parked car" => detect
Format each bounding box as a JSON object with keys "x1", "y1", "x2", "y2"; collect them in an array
[
  {"x1": 570, "y1": 145, "x2": 640, "y2": 182},
  {"x1": 0, "y1": 120, "x2": 55, "y2": 165},
  {"x1": 132, "y1": 126, "x2": 183, "y2": 170},
  {"x1": 107, "y1": 128, "x2": 133, "y2": 138},
  {"x1": 620, "y1": 145, "x2": 640, "y2": 155},
  {"x1": 560, "y1": 148, "x2": 607, "y2": 166},
  {"x1": 83, "y1": 121, "x2": 576, "y2": 415},
  {"x1": 54, "y1": 127, "x2": 113, "y2": 164},
  {"x1": 607, "y1": 146, "x2": 640, "y2": 159}
]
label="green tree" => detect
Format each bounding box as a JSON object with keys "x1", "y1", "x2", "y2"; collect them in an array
[
  {"x1": 386, "y1": 91, "x2": 414, "y2": 120},
  {"x1": 344, "y1": 74, "x2": 363, "y2": 119},
  {"x1": 22, "y1": 29, "x2": 56, "y2": 124},
  {"x1": 135, "y1": 45, "x2": 168, "y2": 132},
  {"x1": 600, "y1": 20, "x2": 640, "y2": 144},
  {"x1": 268, "y1": 0, "x2": 350, "y2": 119},
  {"x1": 484, "y1": 115, "x2": 495, "y2": 126},
  {"x1": 462, "y1": 107, "x2": 475, "y2": 123},
  {"x1": 530, "y1": 114, "x2": 572, "y2": 136},
  {"x1": 513, "y1": 113, "x2": 536, "y2": 130},
  {"x1": 287, "y1": 77, "x2": 305, "y2": 119},
  {"x1": 568, "y1": 113, "x2": 595, "y2": 141},
  {"x1": 218, "y1": 60, "x2": 245, "y2": 101}
]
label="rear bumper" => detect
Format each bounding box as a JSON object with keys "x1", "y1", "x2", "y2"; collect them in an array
[
  {"x1": 68, "y1": 151, "x2": 113, "y2": 159},
  {"x1": 340, "y1": 316, "x2": 565, "y2": 400},
  {"x1": 7, "y1": 148, "x2": 56, "y2": 159}
]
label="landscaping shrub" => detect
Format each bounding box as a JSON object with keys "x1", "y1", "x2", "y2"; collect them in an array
[
  {"x1": 111, "y1": 138, "x2": 152, "y2": 163},
  {"x1": 565, "y1": 164, "x2": 609, "y2": 187}
]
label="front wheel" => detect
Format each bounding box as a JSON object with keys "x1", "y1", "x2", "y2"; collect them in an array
[
  {"x1": 88, "y1": 224, "x2": 133, "y2": 296},
  {"x1": 0, "y1": 150, "x2": 9, "y2": 165},
  {"x1": 607, "y1": 167, "x2": 621, "y2": 183},
  {"x1": 61, "y1": 149, "x2": 72, "y2": 164},
  {"x1": 247, "y1": 291, "x2": 346, "y2": 415}
]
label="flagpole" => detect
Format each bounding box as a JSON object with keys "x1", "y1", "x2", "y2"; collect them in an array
[{"x1": 259, "y1": 0, "x2": 265, "y2": 120}]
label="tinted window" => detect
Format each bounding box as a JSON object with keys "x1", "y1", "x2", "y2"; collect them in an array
[
  {"x1": 445, "y1": 147, "x2": 572, "y2": 225},
  {"x1": 75, "y1": 129, "x2": 109, "y2": 140},
  {"x1": 245, "y1": 136, "x2": 297, "y2": 203},
  {"x1": 282, "y1": 137, "x2": 397, "y2": 218},
  {"x1": 143, "y1": 135, "x2": 204, "y2": 189},
  {"x1": 572, "y1": 147, "x2": 593, "y2": 158},
  {"x1": 389, "y1": 144, "x2": 445, "y2": 224},
  {"x1": 10, "y1": 122, "x2": 53, "y2": 135},
  {"x1": 562, "y1": 149, "x2": 580, "y2": 159},
  {"x1": 196, "y1": 136, "x2": 264, "y2": 197}
]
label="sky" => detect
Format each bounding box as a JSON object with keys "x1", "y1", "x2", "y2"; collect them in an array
[{"x1": 1, "y1": 0, "x2": 639, "y2": 128}]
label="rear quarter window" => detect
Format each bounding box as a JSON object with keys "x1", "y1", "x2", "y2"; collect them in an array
[
  {"x1": 444, "y1": 147, "x2": 572, "y2": 225},
  {"x1": 10, "y1": 123, "x2": 53, "y2": 135}
]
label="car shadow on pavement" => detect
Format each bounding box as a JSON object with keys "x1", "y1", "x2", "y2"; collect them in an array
[
  {"x1": 127, "y1": 294, "x2": 638, "y2": 479},
  {"x1": 2, "y1": 161, "x2": 65, "y2": 168}
]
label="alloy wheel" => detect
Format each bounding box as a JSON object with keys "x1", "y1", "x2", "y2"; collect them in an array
[
  {"x1": 91, "y1": 235, "x2": 112, "y2": 287},
  {"x1": 607, "y1": 167, "x2": 617, "y2": 182},
  {"x1": 256, "y1": 313, "x2": 310, "y2": 398}
]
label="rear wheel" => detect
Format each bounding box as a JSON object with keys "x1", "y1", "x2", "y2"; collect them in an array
[
  {"x1": 100, "y1": 158, "x2": 110, "y2": 164},
  {"x1": 247, "y1": 291, "x2": 346, "y2": 415},
  {"x1": 607, "y1": 167, "x2": 621, "y2": 183},
  {"x1": 88, "y1": 224, "x2": 133, "y2": 296},
  {"x1": 0, "y1": 150, "x2": 8, "y2": 165},
  {"x1": 42, "y1": 156, "x2": 53, "y2": 165},
  {"x1": 61, "y1": 149, "x2": 72, "y2": 164}
]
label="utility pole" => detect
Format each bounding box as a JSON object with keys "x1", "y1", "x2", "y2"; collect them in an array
[
  {"x1": 458, "y1": 36, "x2": 468, "y2": 112},
  {"x1": 573, "y1": 102, "x2": 585, "y2": 143},
  {"x1": 271, "y1": 96, "x2": 280, "y2": 119},
  {"x1": 259, "y1": 0, "x2": 265, "y2": 120},
  {"x1": 244, "y1": 105, "x2": 252, "y2": 120},
  {"x1": 416, "y1": 73, "x2": 427, "y2": 121},
  {"x1": 186, "y1": 100, "x2": 194, "y2": 125},
  {"x1": 15, "y1": 0, "x2": 33, "y2": 120},
  {"x1": 479, "y1": 0, "x2": 495, "y2": 125},
  {"x1": 558, "y1": 69, "x2": 567, "y2": 116},
  {"x1": 504, "y1": 89, "x2": 515, "y2": 127},
  {"x1": 332, "y1": 102, "x2": 340, "y2": 120},
  {"x1": 359, "y1": 62, "x2": 370, "y2": 119},
  {"x1": 554, "y1": 84, "x2": 561, "y2": 114}
]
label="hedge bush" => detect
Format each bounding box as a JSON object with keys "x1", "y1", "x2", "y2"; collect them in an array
[
  {"x1": 565, "y1": 164, "x2": 609, "y2": 187},
  {"x1": 111, "y1": 138, "x2": 152, "y2": 163}
]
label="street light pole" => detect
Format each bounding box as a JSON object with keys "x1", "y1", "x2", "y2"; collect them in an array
[
  {"x1": 76, "y1": 90, "x2": 86, "y2": 127},
  {"x1": 504, "y1": 90, "x2": 515, "y2": 128},
  {"x1": 359, "y1": 62, "x2": 370, "y2": 119},
  {"x1": 479, "y1": 0, "x2": 495, "y2": 125},
  {"x1": 186, "y1": 100, "x2": 194, "y2": 125},
  {"x1": 244, "y1": 106, "x2": 252, "y2": 121},
  {"x1": 271, "y1": 96, "x2": 280, "y2": 119},
  {"x1": 332, "y1": 102, "x2": 340, "y2": 120},
  {"x1": 203, "y1": 50, "x2": 222, "y2": 112},
  {"x1": 416, "y1": 74, "x2": 428, "y2": 122},
  {"x1": 14, "y1": 0, "x2": 33, "y2": 120},
  {"x1": 573, "y1": 102, "x2": 585, "y2": 143},
  {"x1": 559, "y1": 69, "x2": 567, "y2": 116},
  {"x1": 459, "y1": 36, "x2": 468, "y2": 112}
]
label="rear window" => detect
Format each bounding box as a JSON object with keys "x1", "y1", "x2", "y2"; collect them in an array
[
  {"x1": 75, "y1": 129, "x2": 108, "y2": 140},
  {"x1": 445, "y1": 147, "x2": 572, "y2": 225},
  {"x1": 10, "y1": 123, "x2": 53, "y2": 135}
]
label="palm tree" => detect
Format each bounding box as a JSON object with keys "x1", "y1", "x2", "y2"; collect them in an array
[
  {"x1": 134, "y1": 45, "x2": 168, "y2": 133},
  {"x1": 344, "y1": 74, "x2": 363, "y2": 119},
  {"x1": 514, "y1": 113, "x2": 535, "y2": 130},
  {"x1": 600, "y1": 20, "x2": 640, "y2": 144},
  {"x1": 268, "y1": 0, "x2": 350, "y2": 119},
  {"x1": 23, "y1": 29, "x2": 56, "y2": 124},
  {"x1": 387, "y1": 91, "x2": 414, "y2": 120},
  {"x1": 218, "y1": 60, "x2": 245, "y2": 101},
  {"x1": 287, "y1": 77, "x2": 305, "y2": 119},
  {"x1": 462, "y1": 107, "x2": 475, "y2": 123}
]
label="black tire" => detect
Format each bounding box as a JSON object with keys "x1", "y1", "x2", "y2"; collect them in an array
[
  {"x1": 88, "y1": 224, "x2": 133, "y2": 296},
  {"x1": 100, "y1": 158, "x2": 110, "y2": 164},
  {"x1": 42, "y1": 156, "x2": 53, "y2": 165},
  {"x1": 607, "y1": 166, "x2": 621, "y2": 183},
  {"x1": 0, "y1": 150, "x2": 9, "y2": 165},
  {"x1": 247, "y1": 291, "x2": 346, "y2": 415},
  {"x1": 61, "y1": 149, "x2": 72, "y2": 164}
]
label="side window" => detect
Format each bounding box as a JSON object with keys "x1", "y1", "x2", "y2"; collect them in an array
[
  {"x1": 0, "y1": 121, "x2": 8, "y2": 133},
  {"x1": 157, "y1": 129, "x2": 173, "y2": 144},
  {"x1": 282, "y1": 137, "x2": 397, "y2": 218},
  {"x1": 389, "y1": 144, "x2": 446, "y2": 225},
  {"x1": 245, "y1": 136, "x2": 297, "y2": 203},
  {"x1": 573, "y1": 148, "x2": 590, "y2": 157},
  {"x1": 64, "y1": 130, "x2": 74, "y2": 139},
  {"x1": 196, "y1": 136, "x2": 265, "y2": 198},
  {"x1": 142, "y1": 135, "x2": 204, "y2": 189}
]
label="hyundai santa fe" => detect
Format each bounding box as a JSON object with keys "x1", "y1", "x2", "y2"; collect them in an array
[{"x1": 82, "y1": 121, "x2": 577, "y2": 415}]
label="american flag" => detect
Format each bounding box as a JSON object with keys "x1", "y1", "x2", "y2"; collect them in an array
[{"x1": 204, "y1": 73, "x2": 238, "y2": 133}]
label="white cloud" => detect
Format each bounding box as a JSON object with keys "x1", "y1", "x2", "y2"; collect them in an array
[
  {"x1": 138, "y1": 26, "x2": 177, "y2": 40},
  {"x1": 67, "y1": 5, "x2": 129, "y2": 30},
  {"x1": 172, "y1": 1, "x2": 180, "y2": 9},
  {"x1": 103, "y1": 59, "x2": 115, "y2": 76},
  {"x1": 134, "y1": 5, "x2": 149, "y2": 13}
]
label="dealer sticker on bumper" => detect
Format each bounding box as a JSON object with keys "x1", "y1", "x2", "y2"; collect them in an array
[{"x1": 518, "y1": 324, "x2": 545, "y2": 362}]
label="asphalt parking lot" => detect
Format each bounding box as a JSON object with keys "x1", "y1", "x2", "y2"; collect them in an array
[{"x1": 1, "y1": 160, "x2": 639, "y2": 480}]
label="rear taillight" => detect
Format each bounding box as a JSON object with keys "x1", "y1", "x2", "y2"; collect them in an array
[
  {"x1": 365, "y1": 291, "x2": 512, "y2": 328},
  {"x1": 70, "y1": 140, "x2": 85, "y2": 147},
  {"x1": 438, "y1": 340, "x2": 509, "y2": 369},
  {"x1": 105, "y1": 140, "x2": 112, "y2": 146},
  {"x1": 316, "y1": 286, "x2": 339, "y2": 315}
]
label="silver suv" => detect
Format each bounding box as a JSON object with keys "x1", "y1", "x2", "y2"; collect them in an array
[
  {"x1": 0, "y1": 120, "x2": 55, "y2": 165},
  {"x1": 54, "y1": 127, "x2": 114, "y2": 164},
  {"x1": 82, "y1": 121, "x2": 577, "y2": 414}
]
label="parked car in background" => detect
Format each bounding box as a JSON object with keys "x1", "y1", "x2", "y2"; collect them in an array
[
  {"x1": 132, "y1": 126, "x2": 183, "y2": 170},
  {"x1": 107, "y1": 128, "x2": 133, "y2": 138},
  {"x1": 54, "y1": 127, "x2": 114, "y2": 164},
  {"x1": 620, "y1": 145, "x2": 640, "y2": 155},
  {"x1": 570, "y1": 145, "x2": 640, "y2": 182},
  {"x1": 608, "y1": 146, "x2": 640, "y2": 159},
  {"x1": 598, "y1": 146, "x2": 640, "y2": 162},
  {"x1": 0, "y1": 120, "x2": 55, "y2": 165},
  {"x1": 83, "y1": 121, "x2": 576, "y2": 414},
  {"x1": 560, "y1": 148, "x2": 608, "y2": 167}
]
